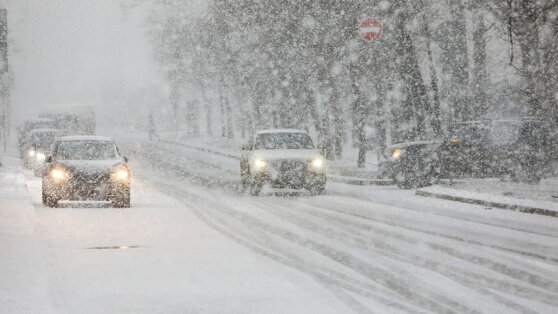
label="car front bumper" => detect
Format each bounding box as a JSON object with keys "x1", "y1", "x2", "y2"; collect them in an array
[{"x1": 44, "y1": 179, "x2": 129, "y2": 201}]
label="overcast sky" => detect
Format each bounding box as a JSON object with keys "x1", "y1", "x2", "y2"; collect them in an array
[{"x1": 1, "y1": 0, "x2": 163, "y2": 123}]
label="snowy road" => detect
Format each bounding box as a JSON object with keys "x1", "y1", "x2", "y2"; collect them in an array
[
  {"x1": 5, "y1": 144, "x2": 558, "y2": 313},
  {"x1": 19, "y1": 168, "x2": 349, "y2": 313}
]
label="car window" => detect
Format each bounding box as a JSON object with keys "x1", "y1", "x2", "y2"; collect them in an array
[
  {"x1": 490, "y1": 122, "x2": 520, "y2": 146},
  {"x1": 518, "y1": 122, "x2": 551, "y2": 147},
  {"x1": 32, "y1": 133, "x2": 58, "y2": 151},
  {"x1": 254, "y1": 133, "x2": 314, "y2": 150},
  {"x1": 450, "y1": 124, "x2": 489, "y2": 145},
  {"x1": 55, "y1": 141, "x2": 119, "y2": 160}
]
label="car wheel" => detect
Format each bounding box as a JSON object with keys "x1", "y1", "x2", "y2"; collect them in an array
[
  {"x1": 511, "y1": 168, "x2": 542, "y2": 184},
  {"x1": 250, "y1": 182, "x2": 262, "y2": 196},
  {"x1": 42, "y1": 182, "x2": 51, "y2": 207},
  {"x1": 240, "y1": 170, "x2": 250, "y2": 192},
  {"x1": 42, "y1": 187, "x2": 58, "y2": 208},
  {"x1": 308, "y1": 184, "x2": 325, "y2": 196},
  {"x1": 394, "y1": 171, "x2": 409, "y2": 189},
  {"x1": 112, "y1": 188, "x2": 131, "y2": 208},
  {"x1": 522, "y1": 173, "x2": 542, "y2": 184},
  {"x1": 113, "y1": 195, "x2": 130, "y2": 208}
]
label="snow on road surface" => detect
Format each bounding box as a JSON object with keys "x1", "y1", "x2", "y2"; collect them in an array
[
  {"x1": 16, "y1": 169, "x2": 350, "y2": 313},
  {"x1": 124, "y1": 140, "x2": 558, "y2": 313},
  {"x1": 3, "y1": 141, "x2": 558, "y2": 313}
]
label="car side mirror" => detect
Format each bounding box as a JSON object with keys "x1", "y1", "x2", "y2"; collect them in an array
[
  {"x1": 241, "y1": 144, "x2": 251, "y2": 151},
  {"x1": 45, "y1": 156, "x2": 52, "y2": 163},
  {"x1": 123, "y1": 156, "x2": 129, "y2": 163}
]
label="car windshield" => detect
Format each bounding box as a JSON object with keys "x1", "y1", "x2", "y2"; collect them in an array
[
  {"x1": 450, "y1": 124, "x2": 489, "y2": 144},
  {"x1": 254, "y1": 133, "x2": 314, "y2": 150},
  {"x1": 517, "y1": 122, "x2": 553, "y2": 147},
  {"x1": 55, "y1": 141, "x2": 119, "y2": 160}
]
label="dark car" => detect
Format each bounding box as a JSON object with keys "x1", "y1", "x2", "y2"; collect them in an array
[
  {"x1": 240, "y1": 129, "x2": 326, "y2": 195},
  {"x1": 441, "y1": 119, "x2": 557, "y2": 183},
  {"x1": 380, "y1": 141, "x2": 441, "y2": 189},
  {"x1": 42, "y1": 136, "x2": 131, "y2": 208}
]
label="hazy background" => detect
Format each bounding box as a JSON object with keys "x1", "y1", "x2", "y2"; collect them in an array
[{"x1": 2, "y1": 0, "x2": 166, "y2": 130}]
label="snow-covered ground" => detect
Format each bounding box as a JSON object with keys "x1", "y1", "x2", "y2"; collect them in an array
[
  {"x1": 438, "y1": 178, "x2": 558, "y2": 204},
  {"x1": 2, "y1": 137, "x2": 558, "y2": 313},
  {"x1": 1, "y1": 149, "x2": 352, "y2": 313}
]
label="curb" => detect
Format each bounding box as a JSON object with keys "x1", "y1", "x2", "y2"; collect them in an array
[
  {"x1": 329, "y1": 176, "x2": 393, "y2": 186},
  {"x1": 415, "y1": 190, "x2": 558, "y2": 218}
]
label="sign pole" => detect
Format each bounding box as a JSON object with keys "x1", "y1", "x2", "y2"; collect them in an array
[{"x1": 0, "y1": 9, "x2": 7, "y2": 152}]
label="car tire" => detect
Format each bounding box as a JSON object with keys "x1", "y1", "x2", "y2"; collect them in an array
[
  {"x1": 240, "y1": 170, "x2": 250, "y2": 192},
  {"x1": 521, "y1": 173, "x2": 542, "y2": 184},
  {"x1": 308, "y1": 184, "x2": 325, "y2": 196},
  {"x1": 112, "y1": 188, "x2": 131, "y2": 208},
  {"x1": 511, "y1": 169, "x2": 542, "y2": 184},
  {"x1": 250, "y1": 181, "x2": 262, "y2": 196},
  {"x1": 42, "y1": 186, "x2": 58, "y2": 208},
  {"x1": 394, "y1": 171, "x2": 414, "y2": 189}
]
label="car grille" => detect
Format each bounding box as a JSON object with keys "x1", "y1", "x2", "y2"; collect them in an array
[
  {"x1": 72, "y1": 172, "x2": 110, "y2": 184},
  {"x1": 270, "y1": 160, "x2": 308, "y2": 179}
]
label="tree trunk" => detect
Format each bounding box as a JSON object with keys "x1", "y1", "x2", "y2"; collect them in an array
[
  {"x1": 394, "y1": 10, "x2": 429, "y2": 140},
  {"x1": 199, "y1": 81, "x2": 212, "y2": 136},
  {"x1": 516, "y1": 0, "x2": 542, "y2": 118},
  {"x1": 421, "y1": 8, "x2": 442, "y2": 136},
  {"x1": 452, "y1": 0, "x2": 471, "y2": 121},
  {"x1": 226, "y1": 96, "x2": 233, "y2": 138},
  {"x1": 219, "y1": 76, "x2": 226, "y2": 137},
  {"x1": 472, "y1": 10, "x2": 489, "y2": 119},
  {"x1": 170, "y1": 85, "x2": 180, "y2": 138},
  {"x1": 350, "y1": 69, "x2": 366, "y2": 168}
]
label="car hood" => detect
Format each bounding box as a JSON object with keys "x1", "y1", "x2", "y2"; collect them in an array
[
  {"x1": 56, "y1": 159, "x2": 124, "y2": 175},
  {"x1": 252, "y1": 149, "x2": 322, "y2": 161}
]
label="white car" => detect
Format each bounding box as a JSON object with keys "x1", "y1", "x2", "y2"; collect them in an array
[{"x1": 240, "y1": 129, "x2": 326, "y2": 195}]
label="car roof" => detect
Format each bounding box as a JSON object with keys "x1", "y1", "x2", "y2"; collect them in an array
[
  {"x1": 55, "y1": 135, "x2": 113, "y2": 142},
  {"x1": 256, "y1": 129, "x2": 308, "y2": 135},
  {"x1": 387, "y1": 140, "x2": 440, "y2": 150},
  {"x1": 25, "y1": 117, "x2": 53, "y2": 123},
  {"x1": 28, "y1": 128, "x2": 64, "y2": 134}
]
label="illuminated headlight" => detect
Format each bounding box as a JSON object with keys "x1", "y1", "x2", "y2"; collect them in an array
[
  {"x1": 392, "y1": 149, "x2": 403, "y2": 159},
  {"x1": 254, "y1": 159, "x2": 266, "y2": 170},
  {"x1": 50, "y1": 169, "x2": 68, "y2": 180},
  {"x1": 28, "y1": 150, "x2": 35, "y2": 157},
  {"x1": 36, "y1": 153, "x2": 46, "y2": 161},
  {"x1": 311, "y1": 158, "x2": 324, "y2": 168},
  {"x1": 113, "y1": 168, "x2": 130, "y2": 180}
]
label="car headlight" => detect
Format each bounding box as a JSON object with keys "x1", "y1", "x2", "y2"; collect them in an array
[
  {"x1": 311, "y1": 158, "x2": 324, "y2": 168},
  {"x1": 392, "y1": 149, "x2": 403, "y2": 159},
  {"x1": 254, "y1": 159, "x2": 266, "y2": 170},
  {"x1": 113, "y1": 168, "x2": 130, "y2": 180},
  {"x1": 50, "y1": 169, "x2": 68, "y2": 180},
  {"x1": 36, "y1": 153, "x2": 46, "y2": 161},
  {"x1": 28, "y1": 150, "x2": 35, "y2": 157}
]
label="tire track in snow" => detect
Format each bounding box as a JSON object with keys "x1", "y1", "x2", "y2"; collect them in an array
[
  {"x1": 253, "y1": 199, "x2": 558, "y2": 310},
  {"x1": 126, "y1": 140, "x2": 558, "y2": 312},
  {"x1": 146, "y1": 179, "x2": 425, "y2": 313},
  {"x1": 154, "y1": 182, "x2": 477, "y2": 313}
]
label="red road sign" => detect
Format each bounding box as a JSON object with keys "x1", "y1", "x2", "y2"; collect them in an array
[{"x1": 358, "y1": 18, "x2": 382, "y2": 42}]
